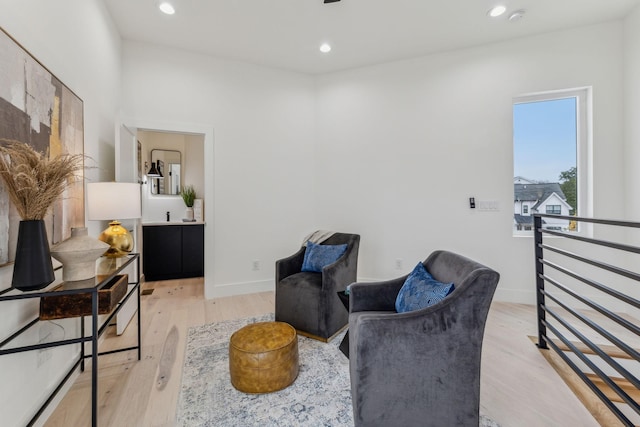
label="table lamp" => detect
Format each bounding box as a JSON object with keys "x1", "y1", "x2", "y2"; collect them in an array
[{"x1": 87, "y1": 182, "x2": 142, "y2": 258}]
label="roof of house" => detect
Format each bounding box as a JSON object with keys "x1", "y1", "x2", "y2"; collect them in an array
[
  {"x1": 514, "y1": 214, "x2": 534, "y2": 225},
  {"x1": 513, "y1": 215, "x2": 548, "y2": 225},
  {"x1": 514, "y1": 176, "x2": 535, "y2": 184},
  {"x1": 514, "y1": 182, "x2": 573, "y2": 212},
  {"x1": 514, "y1": 183, "x2": 567, "y2": 203}
]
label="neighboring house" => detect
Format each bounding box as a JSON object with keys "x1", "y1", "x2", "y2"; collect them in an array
[
  {"x1": 513, "y1": 177, "x2": 573, "y2": 231},
  {"x1": 514, "y1": 176, "x2": 535, "y2": 185}
]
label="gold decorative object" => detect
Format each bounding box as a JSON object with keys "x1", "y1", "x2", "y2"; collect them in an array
[
  {"x1": 98, "y1": 221, "x2": 134, "y2": 257},
  {"x1": 86, "y1": 182, "x2": 142, "y2": 258}
]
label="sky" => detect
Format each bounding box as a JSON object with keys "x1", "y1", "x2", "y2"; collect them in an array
[{"x1": 513, "y1": 97, "x2": 577, "y2": 183}]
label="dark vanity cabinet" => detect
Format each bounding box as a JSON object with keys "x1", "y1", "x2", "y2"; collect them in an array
[{"x1": 142, "y1": 224, "x2": 204, "y2": 281}]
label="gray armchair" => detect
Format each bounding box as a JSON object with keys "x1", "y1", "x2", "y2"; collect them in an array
[
  {"x1": 349, "y1": 250, "x2": 500, "y2": 427},
  {"x1": 275, "y1": 232, "x2": 360, "y2": 341}
]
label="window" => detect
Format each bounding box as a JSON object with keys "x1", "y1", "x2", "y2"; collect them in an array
[
  {"x1": 513, "y1": 88, "x2": 591, "y2": 234},
  {"x1": 546, "y1": 205, "x2": 561, "y2": 215}
]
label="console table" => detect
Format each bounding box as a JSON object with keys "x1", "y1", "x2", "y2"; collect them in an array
[{"x1": 0, "y1": 254, "x2": 141, "y2": 426}]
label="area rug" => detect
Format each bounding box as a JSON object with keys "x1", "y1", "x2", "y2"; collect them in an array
[{"x1": 176, "y1": 314, "x2": 501, "y2": 427}]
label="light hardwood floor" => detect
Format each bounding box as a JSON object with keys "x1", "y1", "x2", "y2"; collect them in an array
[{"x1": 44, "y1": 278, "x2": 600, "y2": 427}]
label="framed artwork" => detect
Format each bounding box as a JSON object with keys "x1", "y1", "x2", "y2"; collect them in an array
[
  {"x1": 0, "y1": 27, "x2": 84, "y2": 271},
  {"x1": 137, "y1": 140, "x2": 143, "y2": 182}
]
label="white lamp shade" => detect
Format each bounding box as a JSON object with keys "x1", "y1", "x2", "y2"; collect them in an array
[{"x1": 87, "y1": 182, "x2": 142, "y2": 221}]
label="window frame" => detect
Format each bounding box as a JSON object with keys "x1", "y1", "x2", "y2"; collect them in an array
[
  {"x1": 545, "y1": 205, "x2": 561, "y2": 215},
  {"x1": 512, "y1": 87, "x2": 592, "y2": 237}
]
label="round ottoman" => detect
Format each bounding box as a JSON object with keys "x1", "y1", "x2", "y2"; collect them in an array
[{"x1": 229, "y1": 321, "x2": 299, "y2": 393}]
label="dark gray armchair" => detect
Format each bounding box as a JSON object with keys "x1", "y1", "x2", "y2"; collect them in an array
[
  {"x1": 275, "y1": 232, "x2": 360, "y2": 341},
  {"x1": 349, "y1": 250, "x2": 500, "y2": 427}
]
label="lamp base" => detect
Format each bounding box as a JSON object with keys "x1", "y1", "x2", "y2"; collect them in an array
[{"x1": 99, "y1": 220, "x2": 134, "y2": 258}]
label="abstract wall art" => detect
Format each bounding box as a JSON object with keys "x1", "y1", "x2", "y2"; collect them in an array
[{"x1": 0, "y1": 27, "x2": 84, "y2": 271}]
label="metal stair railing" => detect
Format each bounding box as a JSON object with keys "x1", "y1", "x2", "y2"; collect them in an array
[{"x1": 534, "y1": 214, "x2": 640, "y2": 427}]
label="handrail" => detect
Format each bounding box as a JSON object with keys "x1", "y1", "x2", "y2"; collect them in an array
[{"x1": 534, "y1": 214, "x2": 640, "y2": 427}]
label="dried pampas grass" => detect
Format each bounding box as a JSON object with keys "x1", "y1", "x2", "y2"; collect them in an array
[{"x1": 0, "y1": 139, "x2": 84, "y2": 220}]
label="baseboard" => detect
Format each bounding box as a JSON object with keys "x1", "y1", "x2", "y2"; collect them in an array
[
  {"x1": 206, "y1": 276, "x2": 374, "y2": 299},
  {"x1": 207, "y1": 279, "x2": 274, "y2": 298},
  {"x1": 492, "y1": 288, "x2": 536, "y2": 304},
  {"x1": 205, "y1": 277, "x2": 538, "y2": 306}
]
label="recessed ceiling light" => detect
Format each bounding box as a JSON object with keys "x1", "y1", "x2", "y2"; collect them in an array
[
  {"x1": 159, "y1": 1, "x2": 175, "y2": 15},
  {"x1": 508, "y1": 9, "x2": 526, "y2": 22},
  {"x1": 320, "y1": 43, "x2": 331, "y2": 53},
  {"x1": 487, "y1": 5, "x2": 507, "y2": 18}
]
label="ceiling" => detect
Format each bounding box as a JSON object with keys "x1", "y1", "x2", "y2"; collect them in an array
[{"x1": 103, "y1": 0, "x2": 640, "y2": 74}]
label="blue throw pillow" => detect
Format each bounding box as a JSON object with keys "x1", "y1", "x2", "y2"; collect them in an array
[
  {"x1": 301, "y1": 241, "x2": 348, "y2": 273},
  {"x1": 395, "y1": 262, "x2": 455, "y2": 313}
]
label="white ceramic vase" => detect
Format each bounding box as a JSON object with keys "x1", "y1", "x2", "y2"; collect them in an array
[
  {"x1": 185, "y1": 206, "x2": 195, "y2": 222},
  {"x1": 50, "y1": 227, "x2": 110, "y2": 281}
]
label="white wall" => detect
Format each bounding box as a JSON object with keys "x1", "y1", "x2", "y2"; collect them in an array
[
  {"x1": 0, "y1": 1, "x2": 122, "y2": 425},
  {"x1": 123, "y1": 22, "x2": 628, "y2": 304},
  {"x1": 184, "y1": 134, "x2": 206, "y2": 202},
  {"x1": 623, "y1": 4, "x2": 640, "y2": 315},
  {"x1": 624, "y1": 5, "x2": 640, "y2": 219},
  {"x1": 315, "y1": 22, "x2": 626, "y2": 303},
  {"x1": 121, "y1": 41, "x2": 317, "y2": 298}
]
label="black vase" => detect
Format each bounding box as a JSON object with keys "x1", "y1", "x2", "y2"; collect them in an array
[{"x1": 12, "y1": 220, "x2": 55, "y2": 291}]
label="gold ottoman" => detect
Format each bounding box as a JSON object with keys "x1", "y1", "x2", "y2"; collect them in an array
[{"x1": 229, "y1": 321, "x2": 299, "y2": 393}]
